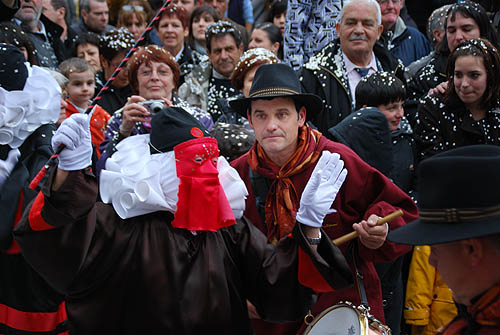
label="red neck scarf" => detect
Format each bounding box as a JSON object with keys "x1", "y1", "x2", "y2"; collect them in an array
[
  {"x1": 248, "y1": 125, "x2": 322, "y2": 243},
  {"x1": 440, "y1": 285, "x2": 500, "y2": 334}
]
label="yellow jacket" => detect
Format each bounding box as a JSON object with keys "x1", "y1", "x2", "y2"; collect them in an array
[{"x1": 404, "y1": 246, "x2": 457, "y2": 335}]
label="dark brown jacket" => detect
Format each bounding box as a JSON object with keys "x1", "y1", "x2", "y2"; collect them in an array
[{"x1": 14, "y1": 168, "x2": 351, "y2": 334}]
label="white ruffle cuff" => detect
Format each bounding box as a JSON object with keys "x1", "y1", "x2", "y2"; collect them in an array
[{"x1": 0, "y1": 64, "x2": 61, "y2": 148}]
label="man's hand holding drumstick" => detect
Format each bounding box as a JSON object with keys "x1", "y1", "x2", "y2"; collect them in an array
[{"x1": 334, "y1": 210, "x2": 404, "y2": 249}]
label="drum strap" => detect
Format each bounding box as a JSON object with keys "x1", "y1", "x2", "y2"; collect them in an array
[{"x1": 349, "y1": 243, "x2": 370, "y2": 310}]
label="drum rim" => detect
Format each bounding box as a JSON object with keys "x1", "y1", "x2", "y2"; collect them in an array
[{"x1": 302, "y1": 302, "x2": 370, "y2": 334}]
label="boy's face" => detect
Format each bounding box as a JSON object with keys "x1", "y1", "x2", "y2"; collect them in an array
[
  {"x1": 378, "y1": 100, "x2": 404, "y2": 131},
  {"x1": 66, "y1": 70, "x2": 95, "y2": 109}
]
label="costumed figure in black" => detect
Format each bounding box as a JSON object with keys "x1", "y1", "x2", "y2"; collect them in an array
[
  {"x1": 13, "y1": 102, "x2": 354, "y2": 334},
  {"x1": 0, "y1": 44, "x2": 67, "y2": 334}
]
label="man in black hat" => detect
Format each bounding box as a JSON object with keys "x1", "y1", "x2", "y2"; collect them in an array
[
  {"x1": 230, "y1": 62, "x2": 417, "y2": 334},
  {"x1": 13, "y1": 106, "x2": 356, "y2": 333},
  {"x1": 388, "y1": 144, "x2": 500, "y2": 335}
]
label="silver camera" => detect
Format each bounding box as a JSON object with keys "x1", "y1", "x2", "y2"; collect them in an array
[{"x1": 138, "y1": 100, "x2": 165, "y2": 114}]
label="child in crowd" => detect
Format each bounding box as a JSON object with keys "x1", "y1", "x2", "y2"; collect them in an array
[
  {"x1": 355, "y1": 72, "x2": 455, "y2": 335},
  {"x1": 58, "y1": 58, "x2": 111, "y2": 157},
  {"x1": 355, "y1": 71, "x2": 415, "y2": 194},
  {"x1": 347, "y1": 71, "x2": 416, "y2": 335}
]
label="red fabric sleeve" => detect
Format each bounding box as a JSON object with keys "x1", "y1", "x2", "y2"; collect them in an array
[
  {"x1": 28, "y1": 192, "x2": 56, "y2": 231},
  {"x1": 297, "y1": 247, "x2": 334, "y2": 293},
  {"x1": 0, "y1": 302, "x2": 67, "y2": 333}
]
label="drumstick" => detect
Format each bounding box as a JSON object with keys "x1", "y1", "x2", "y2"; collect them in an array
[{"x1": 332, "y1": 210, "x2": 403, "y2": 246}]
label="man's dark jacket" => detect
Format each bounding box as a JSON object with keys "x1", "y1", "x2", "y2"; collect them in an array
[{"x1": 298, "y1": 39, "x2": 405, "y2": 138}]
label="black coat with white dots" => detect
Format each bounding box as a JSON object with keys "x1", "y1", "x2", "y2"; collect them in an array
[{"x1": 414, "y1": 93, "x2": 500, "y2": 161}]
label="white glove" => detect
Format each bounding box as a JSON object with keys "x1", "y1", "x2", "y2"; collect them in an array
[
  {"x1": 296, "y1": 151, "x2": 348, "y2": 228},
  {"x1": 0, "y1": 148, "x2": 21, "y2": 188},
  {"x1": 51, "y1": 113, "x2": 92, "y2": 171}
]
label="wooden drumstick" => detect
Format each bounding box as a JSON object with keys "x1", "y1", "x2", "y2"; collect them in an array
[{"x1": 332, "y1": 210, "x2": 404, "y2": 246}]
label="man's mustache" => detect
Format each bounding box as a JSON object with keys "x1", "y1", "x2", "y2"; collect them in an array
[{"x1": 349, "y1": 35, "x2": 368, "y2": 41}]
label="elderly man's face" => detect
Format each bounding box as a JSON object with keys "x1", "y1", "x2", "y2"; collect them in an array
[
  {"x1": 207, "y1": 34, "x2": 243, "y2": 78},
  {"x1": 16, "y1": 0, "x2": 42, "y2": 25},
  {"x1": 82, "y1": 0, "x2": 109, "y2": 33},
  {"x1": 377, "y1": 0, "x2": 401, "y2": 31},
  {"x1": 336, "y1": 2, "x2": 383, "y2": 59}
]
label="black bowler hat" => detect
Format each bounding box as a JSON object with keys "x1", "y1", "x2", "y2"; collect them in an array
[
  {"x1": 0, "y1": 43, "x2": 28, "y2": 91},
  {"x1": 229, "y1": 63, "x2": 323, "y2": 119},
  {"x1": 388, "y1": 145, "x2": 500, "y2": 245},
  {"x1": 149, "y1": 106, "x2": 210, "y2": 153}
]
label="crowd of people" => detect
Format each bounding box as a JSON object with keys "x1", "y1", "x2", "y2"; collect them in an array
[{"x1": 1, "y1": 0, "x2": 500, "y2": 334}]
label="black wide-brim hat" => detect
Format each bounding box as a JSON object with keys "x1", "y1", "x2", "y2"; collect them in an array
[
  {"x1": 229, "y1": 63, "x2": 323, "y2": 120},
  {"x1": 388, "y1": 145, "x2": 500, "y2": 245}
]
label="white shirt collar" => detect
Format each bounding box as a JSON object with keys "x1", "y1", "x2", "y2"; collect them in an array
[
  {"x1": 343, "y1": 51, "x2": 377, "y2": 74},
  {"x1": 342, "y1": 51, "x2": 378, "y2": 108}
]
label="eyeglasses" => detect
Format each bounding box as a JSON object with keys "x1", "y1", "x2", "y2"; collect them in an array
[
  {"x1": 377, "y1": 0, "x2": 401, "y2": 5},
  {"x1": 121, "y1": 5, "x2": 144, "y2": 12}
]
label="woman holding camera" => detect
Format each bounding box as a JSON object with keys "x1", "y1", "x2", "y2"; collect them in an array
[{"x1": 97, "y1": 45, "x2": 213, "y2": 174}]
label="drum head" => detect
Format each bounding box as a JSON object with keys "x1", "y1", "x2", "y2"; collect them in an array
[{"x1": 305, "y1": 305, "x2": 362, "y2": 335}]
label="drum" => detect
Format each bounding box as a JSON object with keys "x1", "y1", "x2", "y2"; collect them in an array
[{"x1": 303, "y1": 302, "x2": 391, "y2": 335}]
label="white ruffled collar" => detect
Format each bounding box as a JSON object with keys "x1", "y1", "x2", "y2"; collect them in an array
[
  {"x1": 0, "y1": 64, "x2": 61, "y2": 148},
  {"x1": 99, "y1": 134, "x2": 248, "y2": 220}
]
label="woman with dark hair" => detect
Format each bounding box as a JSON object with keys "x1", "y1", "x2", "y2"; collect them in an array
[
  {"x1": 153, "y1": 3, "x2": 204, "y2": 86},
  {"x1": 0, "y1": 22, "x2": 38, "y2": 65},
  {"x1": 74, "y1": 32, "x2": 102, "y2": 72},
  {"x1": 407, "y1": 1, "x2": 499, "y2": 102},
  {"x1": 248, "y1": 22, "x2": 282, "y2": 59},
  {"x1": 188, "y1": 5, "x2": 221, "y2": 58},
  {"x1": 97, "y1": 45, "x2": 213, "y2": 174},
  {"x1": 414, "y1": 38, "x2": 500, "y2": 161}
]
